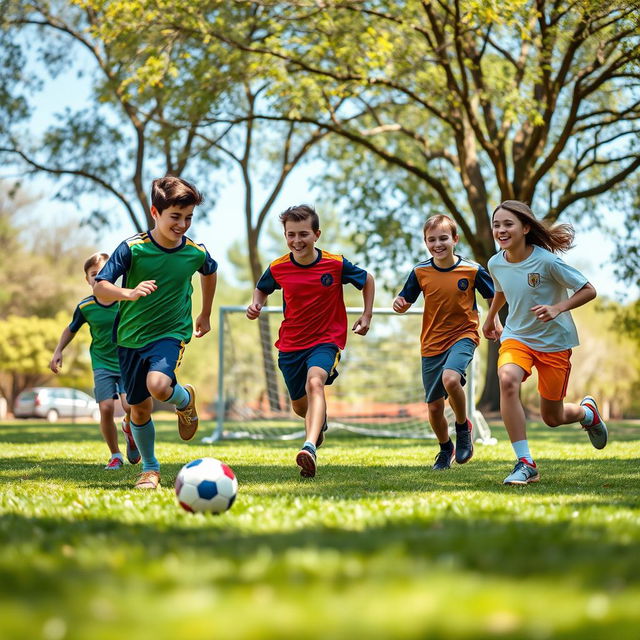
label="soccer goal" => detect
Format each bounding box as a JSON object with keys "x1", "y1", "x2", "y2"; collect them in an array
[{"x1": 202, "y1": 306, "x2": 494, "y2": 444}]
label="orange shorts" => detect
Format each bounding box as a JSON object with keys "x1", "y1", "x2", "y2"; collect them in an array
[{"x1": 498, "y1": 338, "x2": 572, "y2": 402}]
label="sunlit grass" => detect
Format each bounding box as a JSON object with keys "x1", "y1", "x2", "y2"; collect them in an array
[{"x1": 1, "y1": 419, "x2": 639, "y2": 639}]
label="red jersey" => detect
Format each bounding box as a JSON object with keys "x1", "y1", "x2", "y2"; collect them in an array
[{"x1": 257, "y1": 249, "x2": 368, "y2": 352}]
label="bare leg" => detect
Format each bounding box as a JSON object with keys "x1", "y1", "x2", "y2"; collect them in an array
[
  {"x1": 540, "y1": 397, "x2": 585, "y2": 427},
  {"x1": 498, "y1": 364, "x2": 527, "y2": 443},
  {"x1": 303, "y1": 366, "x2": 329, "y2": 445},
  {"x1": 442, "y1": 369, "x2": 466, "y2": 424},
  {"x1": 146, "y1": 371, "x2": 174, "y2": 401},
  {"x1": 427, "y1": 397, "x2": 449, "y2": 444},
  {"x1": 98, "y1": 399, "x2": 120, "y2": 455},
  {"x1": 130, "y1": 397, "x2": 153, "y2": 425}
]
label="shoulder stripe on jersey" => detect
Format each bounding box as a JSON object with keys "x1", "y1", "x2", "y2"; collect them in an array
[
  {"x1": 185, "y1": 238, "x2": 206, "y2": 253},
  {"x1": 458, "y1": 257, "x2": 481, "y2": 269},
  {"x1": 79, "y1": 299, "x2": 96, "y2": 309},
  {"x1": 270, "y1": 253, "x2": 291, "y2": 268},
  {"x1": 126, "y1": 231, "x2": 150, "y2": 247},
  {"x1": 415, "y1": 259, "x2": 434, "y2": 270},
  {"x1": 321, "y1": 250, "x2": 343, "y2": 262}
]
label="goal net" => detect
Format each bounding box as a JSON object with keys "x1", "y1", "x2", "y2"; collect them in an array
[{"x1": 203, "y1": 306, "x2": 494, "y2": 444}]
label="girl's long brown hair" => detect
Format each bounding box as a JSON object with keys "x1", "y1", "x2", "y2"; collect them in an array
[{"x1": 492, "y1": 201, "x2": 574, "y2": 253}]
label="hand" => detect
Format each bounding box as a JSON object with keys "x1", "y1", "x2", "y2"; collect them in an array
[
  {"x1": 127, "y1": 280, "x2": 157, "y2": 301},
  {"x1": 246, "y1": 302, "x2": 262, "y2": 320},
  {"x1": 531, "y1": 304, "x2": 559, "y2": 323},
  {"x1": 49, "y1": 351, "x2": 63, "y2": 374},
  {"x1": 392, "y1": 296, "x2": 411, "y2": 313},
  {"x1": 194, "y1": 314, "x2": 211, "y2": 338},
  {"x1": 482, "y1": 317, "x2": 502, "y2": 341},
  {"x1": 352, "y1": 313, "x2": 371, "y2": 335}
]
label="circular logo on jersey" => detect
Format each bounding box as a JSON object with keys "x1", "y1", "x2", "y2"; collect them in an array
[
  {"x1": 457, "y1": 278, "x2": 469, "y2": 291},
  {"x1": 320, "y1": 273, "x2": 334, "y2": 287}
]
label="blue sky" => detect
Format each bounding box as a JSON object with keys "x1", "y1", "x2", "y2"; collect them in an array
[{"x1": 16, "y1": 44, "x2": 635, "y2": 304}]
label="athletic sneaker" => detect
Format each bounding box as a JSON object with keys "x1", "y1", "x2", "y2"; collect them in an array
[
  {"x1": 121, "y1": 416, "x2": 141, "y2": 464},
  {"x1": 316, "y1": 416, "x2": 329, "y2": 448},
  {"x1": 296, "y1": 445, "x2": 317, "y2": 478},
  {"x1": 104, "y1": 456, "x2": 124, "y2": 470},
  {"x1": 455, "y1": 419, "x2": 474, "y2": 464},
  {"x1": 176, "y1": 384, "x2": 199, "y2": 441},
  {"x1": 432, "y1": 447, "x2": 455, "y2": 470},
  {"x1": 580, "y1": 396, "x2": 608, "y2": 450},
  {"x1": 503, "y1": 458, "x2": 540, "y2": 485},
  {"x1": 134, "y1": 470, "x2": 161, "y2": 489}
]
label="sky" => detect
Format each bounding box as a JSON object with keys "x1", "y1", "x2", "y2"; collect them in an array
[{"x1": 13, "y1": 42, "x2": 637, "y2": 305}]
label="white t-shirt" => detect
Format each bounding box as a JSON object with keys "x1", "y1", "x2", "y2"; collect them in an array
[{"x1": 488, "y1": 245, "x2": 589, "y2": 352}]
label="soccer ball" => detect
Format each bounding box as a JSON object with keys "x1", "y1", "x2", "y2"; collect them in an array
[{"x1": 175, "y1": 457, "x2": 238, "y2": 514}]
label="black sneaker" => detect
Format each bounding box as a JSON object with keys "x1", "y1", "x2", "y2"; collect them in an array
[
  {"x1": 455, "y1": 419, "x2": 474, "y2": 464},
  {"x1": 433, "y1": 447, "x2": 454, "y2": 470},
  {"x1": 296, "y1": 445, "x2": 317, "y2": 478},
  {"x1": 316, "y1": 416, "x2": 329, "y2": 448}
]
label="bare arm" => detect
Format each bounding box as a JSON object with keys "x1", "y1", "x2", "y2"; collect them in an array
[
  {"x1": 93, "y1": 279, "x2": 157, "y2": 302},
  {"x1": 482, "y1": 292, "x2": 506, "y2": 341},
  {"x1": 531, "y1": 282, "x2": 596, "y2": 323},
  {"x1": 392, "y1": 296, "x2": 412, "y2": 313},
  {"x1": 353, "y1": 272, "x2": 375, "y2": 335},
  {"x1": 49, "y1": 327, "x2": 76, "y2": 373},
  {"x1": 195, "y1": 272, "x2": 217, "y2": 338},
  {"x1": 246, "y1": 288, "x2": 269, "y2": 320}
]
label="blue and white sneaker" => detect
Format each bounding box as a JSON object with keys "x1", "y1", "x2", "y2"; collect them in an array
[
  {"x1": 503, "y1": 458, "x2": 540, "y2": 485},
  {"x1": 296, "y1": 445, "x2": 317, "y2": 478},
  {"x1": 580, "y1": 396, "x2": 608, "y2": 450}
]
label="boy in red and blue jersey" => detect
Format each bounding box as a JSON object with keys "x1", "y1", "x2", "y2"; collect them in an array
[
  {"x1": 94, "y1": 176, "x2": 218, "y2": 490},
  {"x1": 247, "y1": 205, "x2": 375, "y2": 478}
]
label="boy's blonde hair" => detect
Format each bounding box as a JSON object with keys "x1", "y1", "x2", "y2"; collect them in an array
[
  {"x1": 84, "y1": 252, "x2": 109, "y2": 275},
  {"x1": 423, "y1": 214, "x2": 457, "y2": 238}
]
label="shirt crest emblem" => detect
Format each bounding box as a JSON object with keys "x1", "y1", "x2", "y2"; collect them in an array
[
  {"x1": 320, "y1": 273, "x2": 334, "y2": 287},
  {"x1": 527, "y1": 272, "x2": 541, "y2": 288},
  {"x1": 457, "y1": 278, "x2": 469, "y2": 291}
]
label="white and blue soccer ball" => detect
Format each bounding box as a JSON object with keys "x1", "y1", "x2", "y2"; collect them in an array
[{"x1": 175, "y1": 457, "x2": 238, "y2": 514}]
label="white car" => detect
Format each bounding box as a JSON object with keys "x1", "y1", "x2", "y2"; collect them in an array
[{"x1": 14, "y1": 387, "x2": 100, "y2": 423}]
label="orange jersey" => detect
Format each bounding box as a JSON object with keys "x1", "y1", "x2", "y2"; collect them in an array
[{"x1": 398, "y1": 256, "x2": 494, "y2": 357}]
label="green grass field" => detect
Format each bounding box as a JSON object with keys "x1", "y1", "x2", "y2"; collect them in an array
[{"x1": 1, "y1": 418, "x2": 639, "y2": 640}]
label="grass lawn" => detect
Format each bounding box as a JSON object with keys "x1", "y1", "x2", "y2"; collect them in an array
[{"x1": 1, "y1": 418, "x2": 639, "y2": 640}]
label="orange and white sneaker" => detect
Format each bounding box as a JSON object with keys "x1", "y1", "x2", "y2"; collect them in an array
[
  {"x1": 176, "y1": 384, "x2": 199, "y2": 441},
  {"x1": 105, "y1": 456, "x2": 124, "y2": 470},
  {"x1": 134, "y1": 470, "x2": 160, "y2": 489},
  {"x1": 121, "y1": 416, "x2": 141, "y2": 464}
]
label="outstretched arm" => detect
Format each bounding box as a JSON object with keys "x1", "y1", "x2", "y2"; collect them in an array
[
  {"x1": 531, "y1": 282, "x2": 596, "y2": 323},
  {"x1": 353, "y1": 272, "x2": 375, "y2": 335},
  {"x1": 195, "y1": 272, "x2": 217, "y2": 338},
  {"x1": 247, "y1": 289, "x2": 269, "y2": 320},
  {"x1": 49, "y1": 327, "x2": 76, "y2": 373}
]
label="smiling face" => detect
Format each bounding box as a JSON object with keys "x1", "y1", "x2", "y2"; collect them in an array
[
  {"x1": 492, "y1": 207, "x2": 530, "y2": 252},
  {"x1": 284, "y1": 218, "x2": 321, "y2": 264},
  {"x1": 424, "y1": 223, "x2": 458, "y2": 267},
  {"x1": 151, "y1": 204, "x2": 194, "y2": 248}
]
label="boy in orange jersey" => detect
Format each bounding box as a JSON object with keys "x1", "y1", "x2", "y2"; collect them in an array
[{"x1": 393, "y1": 215, "x2": 494, "y2": 469}]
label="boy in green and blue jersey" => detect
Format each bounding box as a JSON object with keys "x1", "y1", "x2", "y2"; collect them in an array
[
  {"x1": 50, "y1": 253, "x2": 138, "y2": 470},
  {"x1": 94, "y1": 176, "x2": 217, "y2": 490}
]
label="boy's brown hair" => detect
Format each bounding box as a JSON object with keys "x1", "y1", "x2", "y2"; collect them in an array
[
  {"x1": 492, "y1": 200, "x2": 574, "y2": 253},
  {"x1": 423, "y1": 214, "x2": 457, "y2": 239},
  {"x1": 84, "y1": 252, "x2": 109, "y2": 275},
  {"x1": 151, "y1": 175, "x2": 203, "y2": 213},
  {"x1": 279, "y1": 204, "x2": 320, "y2": 232}
]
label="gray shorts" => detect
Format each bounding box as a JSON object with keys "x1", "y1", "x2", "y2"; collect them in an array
[
  {"x1": 421, "y1": 338, "x2": 477, "y2": 403},
  {"x1": 93, "y1": 368, "x2": 125, "y2": 403}
]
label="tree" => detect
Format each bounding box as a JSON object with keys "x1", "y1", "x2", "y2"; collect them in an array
[{"x1": 180, "y1": 0, "x2": 640, "y2": 408}]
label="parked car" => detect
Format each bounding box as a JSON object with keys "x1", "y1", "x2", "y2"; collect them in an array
[{"x1": 13, "y1": 387, "x2": 100, "y2": 423}]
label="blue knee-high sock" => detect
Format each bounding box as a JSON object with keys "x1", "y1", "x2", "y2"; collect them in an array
[
  {"x1": 512, "y1": 439, "x2": 534, "y2": 465},
  {"x1": 166, "y1": 384, "x2": 190, "y2": 410},
  {"x1": 130, "y1": 419, "x2": 160, "y2": 471}
]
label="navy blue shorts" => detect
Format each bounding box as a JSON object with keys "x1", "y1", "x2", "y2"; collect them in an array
[
  {"x1": 421, "y1": 338, "x2": 476, "y2": 403},
  {"x1": 118, "y1": 337, "x2": 186, "y2": 406},
  {"x1": 278, "y1": 343, "x2": 341, "y2": 401}
]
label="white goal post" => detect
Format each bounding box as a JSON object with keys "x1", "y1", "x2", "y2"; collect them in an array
[{"x1": 203, "y1": 306, "x2": 494, "y2": 444}]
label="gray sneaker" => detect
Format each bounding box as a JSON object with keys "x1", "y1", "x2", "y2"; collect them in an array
[
  {"x1": 580, "y1": 396, "x2": 608, "y2": 450},
  {"x1": 503, "y1": 459, "x2": 540, "y2": 485}
]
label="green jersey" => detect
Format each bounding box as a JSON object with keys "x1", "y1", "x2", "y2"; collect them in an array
[
  {"x1": 95, "y1": 231, "x2": 218, "y2": 349},
  {"x1": 68, "y1": 296, "x2": 120, "y2": 372}
]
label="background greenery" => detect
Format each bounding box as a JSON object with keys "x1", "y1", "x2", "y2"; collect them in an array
[{"x1": 1, "y1": 419, "x2": 639, "y2": 639}]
